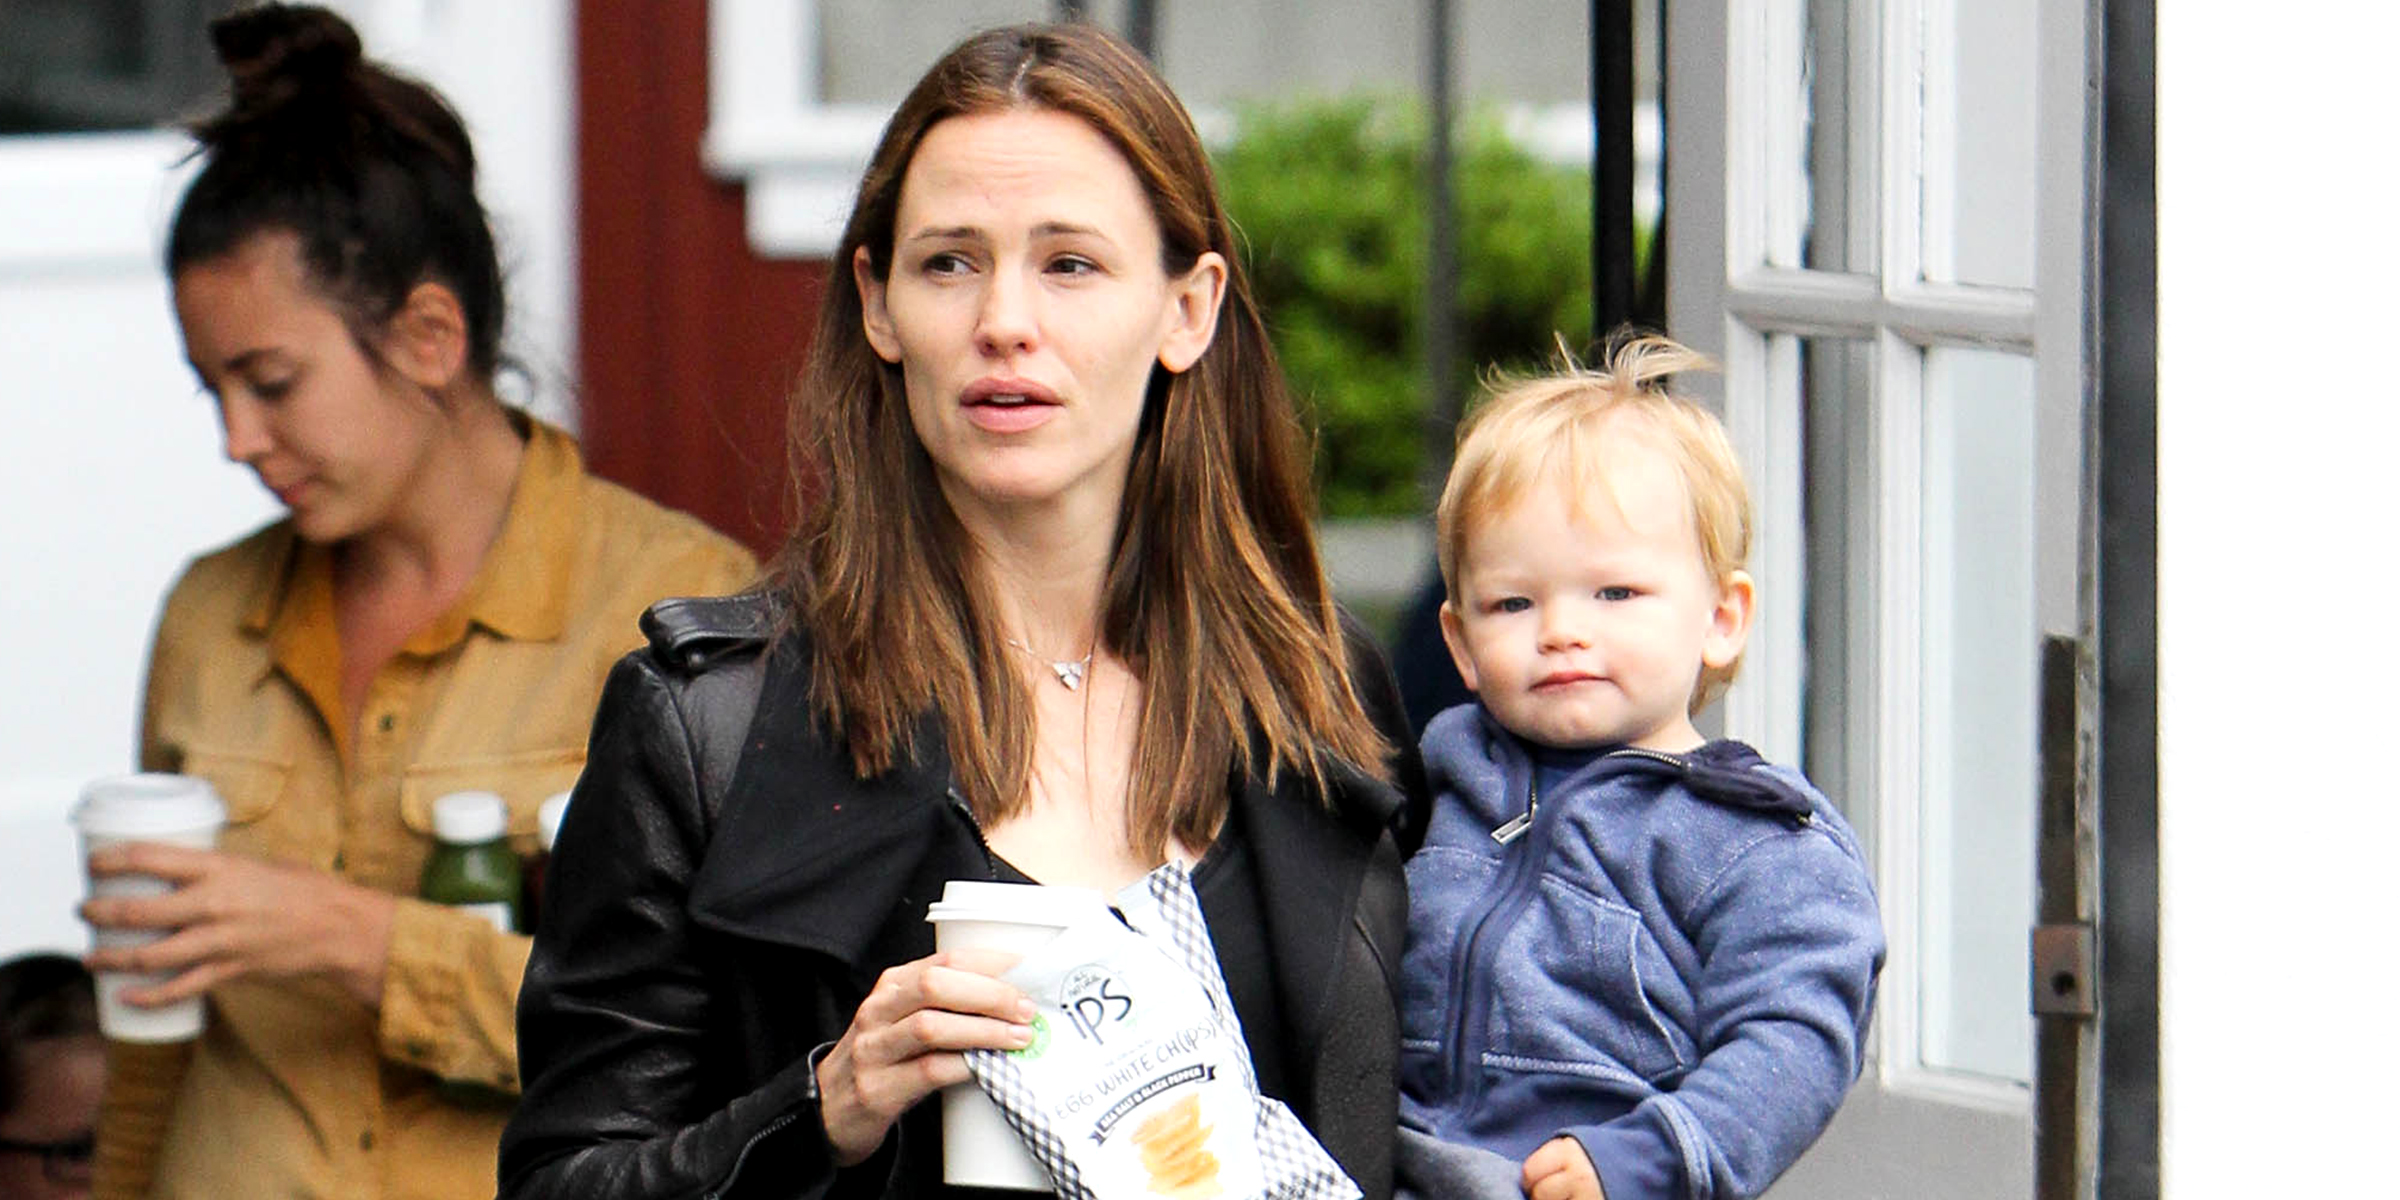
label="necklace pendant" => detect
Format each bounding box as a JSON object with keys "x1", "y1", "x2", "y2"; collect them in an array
[{"x1": 1052, "y1": 660, "x2": 1085, "y2": 690}]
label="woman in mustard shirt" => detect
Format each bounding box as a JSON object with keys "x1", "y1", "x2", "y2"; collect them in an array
[{"x1": 79, "y1": 6, "x2": 756, "y2": 1198}]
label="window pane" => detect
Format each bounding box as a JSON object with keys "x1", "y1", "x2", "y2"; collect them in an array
[
  {"x1": 1918, "y1": 346, "x2": 2037, "y2": 1083},
  {"x1": 819, "y1": 1, "x2": 1053, "y2": 104},
  {"x1": 1764, "y1": 0, "x2": 1864, "y2": 273},
  {"x1": 0, "y1": 1, "x2": 234, "y2": 135},
  {"x1": 1794, "y1": 334, "x2": 1875, "y2": 828},
  {"x1": 1918, "y1": 0, "x2": 2037, "y2": 287}
]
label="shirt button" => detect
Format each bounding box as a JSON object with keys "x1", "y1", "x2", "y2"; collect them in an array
[
  {"x1": 360, "y1": 1129, "x2": 375, "y2": 1151},
  {"x1": 378, "y1": 713, "x2": 396, "y2": 732},
  {"x1": 405, "y1": 1039, "x2": 434, "y2": 1061}
]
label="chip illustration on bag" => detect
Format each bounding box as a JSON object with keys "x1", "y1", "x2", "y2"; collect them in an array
[{"x1": 1133, "y1": 1093, "x2": 1224, "y2": 1198}]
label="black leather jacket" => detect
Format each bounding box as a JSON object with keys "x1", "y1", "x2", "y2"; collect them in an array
[{"x1": 498, "y1": 593, "x2": 1429, "y2": 1199}]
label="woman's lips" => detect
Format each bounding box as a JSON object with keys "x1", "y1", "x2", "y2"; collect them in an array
[
  {"x1": 961, "y1": 379, "x2": 1060, "y2": 434},
  {"x1": 263, "y1": 476, "x2": 315, "y2": 508}
]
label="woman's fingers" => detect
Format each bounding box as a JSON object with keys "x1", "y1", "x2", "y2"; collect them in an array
[
  {"x1": 81, "y1": 883, "x2": 213, "y2": 932},
  {"x1": 817, "y1": 949, "x2": 1039, "y2": 1166},
  {"x1": 855, "y1": 951, "x2": 1031, "y2": 1030},
  {"x1": 85, "y1": 841, "x2": 220, "y2": 882},
  {"x1": 86, "y1": 920, "x2": 225, "y2": 976},
  {"x1": 78, "y1": 850, "x2": 397, "y2": 1008},
  {"x1": 117, "y1": 955, "x2": 243, "y2": 1008}
]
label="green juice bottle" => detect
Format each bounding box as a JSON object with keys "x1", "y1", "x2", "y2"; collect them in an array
[
  {"x1": 419, "y1": 790, "x2": 521, "y2": 1109},
  {"x1": 420, "y1": 790, "x2": 521, "y2": 932}
]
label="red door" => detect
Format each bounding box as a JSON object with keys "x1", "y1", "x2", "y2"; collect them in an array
[{"x1": 575, "y1": 2, "x2": 829, "y2": 560}]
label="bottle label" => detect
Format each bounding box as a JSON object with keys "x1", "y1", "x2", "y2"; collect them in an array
[{"x1": 454, "y1": 901, "x2": 514, "y2": 935}]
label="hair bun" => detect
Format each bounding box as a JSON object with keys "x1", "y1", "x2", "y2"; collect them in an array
[{"x1": 208, "y1": 3, "x2": 364, "y2": 112}]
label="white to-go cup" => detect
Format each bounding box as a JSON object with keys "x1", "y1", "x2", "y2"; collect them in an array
[
  {"x1": 71, "y1": 774, "x2": 228, "y2": 1042},
  {"x1": 925, "y1": 880, "x2": 1110, "y2": 1191}
]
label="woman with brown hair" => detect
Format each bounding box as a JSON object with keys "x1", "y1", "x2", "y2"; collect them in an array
[
  {"x1": 500, "y1": 21, "x2": 1427, "y2": 1200},
  {"x1": 81, "y1": 6, "x2": 756, "y2": 1197}
]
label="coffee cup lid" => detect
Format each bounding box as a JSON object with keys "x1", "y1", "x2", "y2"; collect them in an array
[
  {"x1": 73, "y1": 773, "x2": 227, "y2": 837},
  {"x1": 925, "y1": 881, "x2": 1110, "y2": 929}
]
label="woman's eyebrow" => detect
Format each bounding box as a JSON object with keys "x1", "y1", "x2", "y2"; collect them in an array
[
  {"x1": 900, "y1": 224, "x2": 985, "y2": 245},
  {"x1": 900, "y1": 221, "x2": 1114, "y2": 244}
]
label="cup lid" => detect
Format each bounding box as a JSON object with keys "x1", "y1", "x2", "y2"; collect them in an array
[
  {"x1": 431, "y1": 790, "x2": 509, "y2": 844},
  {"x1": 73, "y1": 773, "x2": 226, "y2": 836},
  {"x1": 924, "y1": 881, "x2": 1111, "y2": 929}
]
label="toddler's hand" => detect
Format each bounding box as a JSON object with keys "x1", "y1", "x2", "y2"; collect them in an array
[{"x1": 1521, "y1": 1135, "x2": 1606, "y2": 1200}]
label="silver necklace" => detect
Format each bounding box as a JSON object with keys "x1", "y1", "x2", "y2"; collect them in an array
[{"x1": 1004, "y1": 637, "x2": 1094, "y2": 691}]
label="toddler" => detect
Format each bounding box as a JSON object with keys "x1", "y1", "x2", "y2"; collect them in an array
[{"x1": 1397, "y1": 336, "x2": 1884, "y2": 1200}]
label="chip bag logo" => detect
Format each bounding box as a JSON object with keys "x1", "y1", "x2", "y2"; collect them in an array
[
  {"x1": 1009, "y1": 1011, "x2": 1052, "y2": 1060},
  {"x1": 1061, "y1": 965, "x2": 1136, "y2": 1045}
]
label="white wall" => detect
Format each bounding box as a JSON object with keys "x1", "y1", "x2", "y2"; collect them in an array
[
  {"x1": 2157, "y1": 3, "x2": 2400, "y2": 1191},
  {"x1": 0, "y1": 1, "x2": 572, "y2": 961}
]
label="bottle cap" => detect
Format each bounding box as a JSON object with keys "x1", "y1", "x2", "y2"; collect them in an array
[
  {"x1": 537, "y1": 791, "x2": 571, "y2": 852},
  {"x1": 430, "y1": 790, "x2": 508, "y2": 844}
]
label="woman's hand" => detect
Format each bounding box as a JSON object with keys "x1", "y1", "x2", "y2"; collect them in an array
[
  {"x1": 81, "y1": 843, "x2": 397, "y2": 1010},
  {"x1": 813, "y1": 948, "x2": 1036, "y2": 1166},
  {"x1": 1522, "y1": 1135, "x2": 1606, "y2": 1200}
]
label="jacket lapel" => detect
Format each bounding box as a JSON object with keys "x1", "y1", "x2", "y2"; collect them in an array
[
  {"x1": 1235, "y1": 757, "x2": 1406, "y2": 1072},
  {"x1": 685, "y1": 651, "x2": 961, "y2": 970}
]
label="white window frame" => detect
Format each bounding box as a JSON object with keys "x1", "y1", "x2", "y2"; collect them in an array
[
  {"x1": 702, "y1": 0, "x2": 1657, "y2": 259},
  {"x1": 1680, "y1": 0, "x2": 2085, "y2": 1113},
  {"x1": 701, "y1": 0, "x2": 889, "y2": 258}
]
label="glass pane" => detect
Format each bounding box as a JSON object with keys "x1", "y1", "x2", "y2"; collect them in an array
[
  {"x1": 1917, "y1": 347, "x2": 2037, "y2": 1082},
  {"x1": 819, "y1": 0, "x2": 1054, "y2": 104},
  {"x1": 1765, "y1": 0, "x2": 1864, "y2": 272},
  {"x1": 1794, "y1": 335, "x2": 1875, "y2": 829},
  {"x1": 0, "y1": 0, "x2": 235, "y2": 134},
  {"x1": 1918, "y1": 0, "x2": 2037, "y2": 287}
]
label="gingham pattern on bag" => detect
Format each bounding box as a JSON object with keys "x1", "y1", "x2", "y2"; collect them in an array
[
  {"x1": 1124, "y1": 865, "x2": 1360, "y2": 1200},
  {"x1": 970, "y1": 1050, "x2": 1092, "y2": 1198},
  {"x1": 962, "y1": 864, "x2": 1361, "y2": 1199}
]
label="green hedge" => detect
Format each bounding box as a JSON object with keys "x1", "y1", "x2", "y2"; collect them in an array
[{"x1": 1214, "y1": 97, "x2": 1603, "y2": 518}]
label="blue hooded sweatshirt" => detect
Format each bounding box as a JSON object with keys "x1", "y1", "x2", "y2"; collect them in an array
[{"x1": 1399, "y1": 704, "x2": 1884, "y2": 1200}]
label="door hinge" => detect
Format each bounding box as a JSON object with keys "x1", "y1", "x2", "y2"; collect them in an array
[{"x1": 2029, "y1": 923, "x2": 2095, "y2": 1018}]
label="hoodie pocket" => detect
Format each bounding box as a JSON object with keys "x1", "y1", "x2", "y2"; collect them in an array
[
  {"x1": 1398, "y1": 844, "x2": 1500, "y2": 1054},
  {"x1": 1483, "y1": 872, "x2": 1693, "y2": 1083}
]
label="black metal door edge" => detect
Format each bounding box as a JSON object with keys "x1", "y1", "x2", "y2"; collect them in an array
[{"x1": 2091, "y1": 0, "x2": 2160, "y2": 1194}]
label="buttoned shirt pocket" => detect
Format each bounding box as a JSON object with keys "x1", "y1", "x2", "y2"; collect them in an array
[
  {"x1": 400, "y1": 748, "x2": 586, "y2": 858},
  {"x1": 178, "y1": 747, "x2": 295, "y2": 858},
  {"x1": 1484, "y1": 872, "x2": 1694, "y2": 1084}
]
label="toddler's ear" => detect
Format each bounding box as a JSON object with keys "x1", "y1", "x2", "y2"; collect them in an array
[
  {"x1": 1437, "y1": 602, "x2": 1482, "y2": 694},
  {"x1": 1702, "y1": 570, "x2": 1756, "y2": 669}
]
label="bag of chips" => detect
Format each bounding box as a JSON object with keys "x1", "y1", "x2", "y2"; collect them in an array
[{"x1": 963, "y1": 864, "x2": 1360, "y2": 1200}]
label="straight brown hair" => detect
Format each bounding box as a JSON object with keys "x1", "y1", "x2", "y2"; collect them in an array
[{"x1": 772, "y1": 23, "x2": 1391, "y2": 859}]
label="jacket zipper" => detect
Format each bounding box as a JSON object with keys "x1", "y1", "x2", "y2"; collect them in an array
[
  {"x1": 1447, "y1": 766, "x2": 1541, "y2": 1099},
  {"x1": 700, "y1": 1110, "x2": 800, "y2": 1200},
  {"x1": 1443, "y1": 746, "x2": 1688, "y2": 1107}
]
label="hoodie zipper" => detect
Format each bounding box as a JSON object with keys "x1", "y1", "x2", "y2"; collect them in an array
[
  {"x1": 1446, "y1": 766, "x2": 1541, "y2": 1099},
  {"x1": 1441, "y1": 745, "x2": 1689, "y2": 1107}
]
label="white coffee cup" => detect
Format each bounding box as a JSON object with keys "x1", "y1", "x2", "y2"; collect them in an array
[
  {"x1": 72, "y1": 773, "x2": 228, "y2": 1042},
  {"x1": 925, "y1": 880, "x2": 1111, "y2": 1191}
]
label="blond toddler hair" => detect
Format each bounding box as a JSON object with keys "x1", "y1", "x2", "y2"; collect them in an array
[{"x1": 1434, "y1": 333, "x2": 1754, "y2": 712}]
